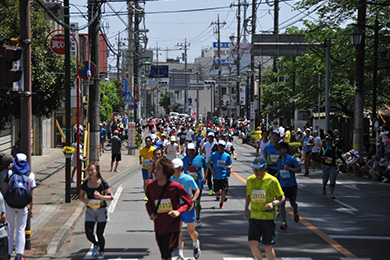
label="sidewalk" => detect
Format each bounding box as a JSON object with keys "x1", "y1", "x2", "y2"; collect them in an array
[{"x1": 24, "y1": 147, "x2": 138, "y2": 259}]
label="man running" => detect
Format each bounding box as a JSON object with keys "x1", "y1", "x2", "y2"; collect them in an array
[
  {"x1": 244, "y1": 157, "x2": 285, "y2": 260},
  {"x1": 263, "y1": 130, "x2": 281, "y2": 176},
  {"x1": 139, "y1": 136, "x2": 156, "y2": 198}
]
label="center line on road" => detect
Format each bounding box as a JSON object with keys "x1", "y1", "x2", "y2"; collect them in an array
[
  {"x1": 108, "y1": 184, "x2": 123, "y2": 213},
  {"x1": 230, "y1": 170, "x2": 358, "y2": 259}
]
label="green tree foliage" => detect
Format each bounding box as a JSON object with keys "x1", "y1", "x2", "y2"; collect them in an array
[
  {"x1": 260, "y1": 0, "x2": 390, "y2": 122},
  {"x1": 99, "y1": 81, "x2": 123, "y2": 123},
  {"x1": 0, "y1": 0, "x2": 66, "y2": 128},
  {"x1": 159, "y1": 91, "x2": 171, "y2": 115}
]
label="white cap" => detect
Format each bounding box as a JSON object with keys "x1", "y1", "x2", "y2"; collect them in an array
[
  {"x1": 218, "y1": 140, "x2": 226, "y2": 146},
  {"x1": 187, "y1": 143, "x2": 196, "y2": 150},
  {"x1": 272, "y1": 130, "x2": 280, "y2": 136},
  {"x1": 207, "y1": 132, "x2": 215, "y2": 137},
  {"x1": 172, "y1": 158, "x2": 183, "y2": 168}
]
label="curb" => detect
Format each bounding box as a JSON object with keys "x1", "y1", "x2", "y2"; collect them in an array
[{"x1": 45, "y1": 203, "x2": 85, "y2": 257}]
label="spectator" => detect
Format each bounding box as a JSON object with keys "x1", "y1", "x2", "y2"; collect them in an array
[{"x1": 109, "y1": 130, "x2": 122, "y2": 172}]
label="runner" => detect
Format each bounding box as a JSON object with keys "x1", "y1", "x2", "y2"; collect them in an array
[
  {"x1": 244, "y1": 157, "x2": 285, "y2": 260},
  {"x1": 263, "y1": 130, "x2": 281, "y2": 176},
  {"x1": 207, "y1": 140, "x2": 232, "y2": 208},
  {"x1": 139, "y1": 136, "x2": 156, "y2": 199},
  {"x1": 301, "y1": 128, "x2": 314, "y2": 176},
  {"x1": 145, "y1": 158, "x2": 193, "y2": 260},
  {"x1": 201, "y1": 132, "x2": 217, "y2": 195},
  {"x1": 276, "y1": 142, "x2": 301, "y2": 230},
  {"x1": 181, "y1": 143, "x2": 208, "y2": 227},
  {"x1": 170, "y1": 158, "x2": 201, "y2": 260}
]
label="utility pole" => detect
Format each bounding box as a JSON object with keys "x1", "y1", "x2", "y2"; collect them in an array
[
  {"x1": 211, "y1": 15, "x2": 226, "y2": 117},
  {"x1": 177, "y1": 39, "x2": 190, "y2": 113},
  {"x1": 243, "y1": 0, "x2": 248, "y2": 43},
  {"x1": 353, "y1": 0, "x2": 366, "y2": 158},
  {"x1": 88, "y1": 0, "x2": 100, "y2": 163},
  {"x1": 236, "y1": 0, "x2": 241, "y2": 117},
  {"x1": 249, "y1": 0, "x2": 256, "y2": 130},
  {"x1": 127, "y1": 1, "x2": 135, "y2": 123},
  {"x1": 116, "y1": 31, "x2": 121, "y2": 80}
]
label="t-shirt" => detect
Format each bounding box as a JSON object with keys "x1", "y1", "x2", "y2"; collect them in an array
[
  {"x1": 209, "y1": 151, "x2": 232, "y2": 180},
  {"x1": 284, "y1": 131, "x2": 291, "y2": 143},
  {"x1": 254, "y1": 130, "x2": 262, "y2": 140},
  {"x1": 139, "y1": 146, "x2": 156, "y2": 169},
  {"x1": 145, "y1": 181, "x2": 193, "y2": 235},
  {"x1": 312, "y1": 136, "x2": 322, "y2": 153},
  {"x1": 202, "y1": 139, "x2": 217, "y2": 160},
  {"x1": 182, "y1": 155, "x2": 208, "y2": 190},
  {"x1": 264, "y1": 144, "x2": 279, "y2": 170},
  {"x1": 81, "y1": 179, "x2": 110, "y2": 209},
  {"x1": 170, "y1": 173, "x2": 198, "y2": 197},
  {"x1": 110, "y1": 136, "x2": 122, "y2": 154},
  {"x1": 277, "y1": 154, "x2": 300, "y2": 188},
  {"x1": 100, "y1": 128, "x2": 107, "y2": 141},
  {"x1": 165, "y1": 143, "x2": 178, "y2": 161},
  {"x1": 246, "y1": 173, "x2": 284, "y2": 220}
]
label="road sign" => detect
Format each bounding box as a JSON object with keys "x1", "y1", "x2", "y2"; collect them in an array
[
  {"x1": 79, "y1": 61, "x2": 97, "y2": 80},
  {"x1": 252, "y1": 34, "x2": 306, "y2": 57},
  {"x1": 149, "y1": 65, "x2": 169, "y2": 78},
  {"x1": 122, "y1": 77, "x2": 129, "y2": 91},
  {"x1": 123, "y1": 90, "x2": 134, "y2": 104},
  {"x1": 49, "y1": 34, "x2": 66, "y2": 55}
]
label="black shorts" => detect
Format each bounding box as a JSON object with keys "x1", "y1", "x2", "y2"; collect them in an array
[
  {"x1": 155, "y1": 232, "x2": 180, "y2": 259},
  {"x1": 267, "y1": 168, "x2": 278, "y2": 176},
  {"x1": 282, "y1": 185, "x2": 297, "y2": 201},
  {"x1": 248, "y1": 219, "x2": 276, "y2": 245},
  {"x1": 213, "y1": 179, "x2": 229, "y2": 192},
  {"x1": 310, "y1": 152, "x2": 319, "y2": 160},
  {"x1": 111, "y1": 153, "x2": 121, "y2": 162}
]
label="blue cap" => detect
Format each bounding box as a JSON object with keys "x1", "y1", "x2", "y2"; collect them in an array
[{"x1": 250, "y1": 157, "x2": 267, "y2": 170}]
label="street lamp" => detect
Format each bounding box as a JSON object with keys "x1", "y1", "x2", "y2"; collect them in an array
[
  {"x1": 141, "y1": 61, "x2": 151, "y2": 118},
  {"x1": 246, "y1": 69, "x2": 252, "y2": 121},
  {"x1": 349, "y1": 30, "x2": 363, "y2": 46}
]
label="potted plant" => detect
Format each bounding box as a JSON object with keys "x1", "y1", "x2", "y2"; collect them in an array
[{"x1": 61, "y1": 146, "x2": 76, "y2": 158}]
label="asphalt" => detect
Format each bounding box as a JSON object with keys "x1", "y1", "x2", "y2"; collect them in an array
[{"x1": 24, "y1": 147, "x2": 137, "y2": 259}]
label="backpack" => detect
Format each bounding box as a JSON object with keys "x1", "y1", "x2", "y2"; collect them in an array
[{"x1": 5, "y1": 172, "x2": 31, "y2": 209}]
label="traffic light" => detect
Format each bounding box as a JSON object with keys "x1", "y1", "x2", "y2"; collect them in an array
[{"x1": 0, "y1": 45, "x2": 22, "y2": 90}]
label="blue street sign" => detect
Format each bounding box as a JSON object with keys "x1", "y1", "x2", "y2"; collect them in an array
[
  {"x1": 122, "y1": 77, "x2": 129, "y2": 91},
  {"x1": 123, "y1": 90, "x2": 134, "y2": 104},
  {"x1": 149, "y1": 65, "x2": 169, "y2": 78}
]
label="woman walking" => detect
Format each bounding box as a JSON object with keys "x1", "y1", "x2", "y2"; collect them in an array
[
  {"x1": 145, "y1": 158, "x2": 193, "y2": 260},
  {"x1": 80, "y1": 163, "x2": 113, "y2": 259}
]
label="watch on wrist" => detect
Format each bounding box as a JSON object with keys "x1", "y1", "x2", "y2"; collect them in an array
[{"x1": 272, "y1": 201, "x2": 276, "y2": 207}]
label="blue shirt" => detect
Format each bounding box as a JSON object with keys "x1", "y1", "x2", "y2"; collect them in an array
[
  {"x1": 277, "y1": 154, "x2": 300, "y2": 187},
  {"x1": 182, "y1": 155, "x2": 208, "y2": 190},
  {"x1": 100, "y1": 128, "x2": 107, "y2": 141},
  {"x1": 209, "y1": 151, "x2": 232, "y2": 180},
  {"x1": 170, "y1": 172, "x2": 198, "y2": 197},
  {"x1": 264, "y1": 143, "x2": 279, "y2": 170}
]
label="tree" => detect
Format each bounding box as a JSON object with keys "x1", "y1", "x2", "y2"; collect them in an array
[
  {"x1": 0, "y1": 0, "x2": 66, "y2": 129},
  {"x1": 159, "y1": 91, "x2": 170, "y2": 115},
  {"x1": 99, "y1": 81, "x2": 123, "y2": 123}
]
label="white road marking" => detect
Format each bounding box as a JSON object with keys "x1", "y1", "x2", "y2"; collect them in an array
[
  {"x1": 108, "y1": 184, "x2": 124, "y2": 213},
  {"x1": 333, "y1": 199, "x2": 359, "y2": 215},
  {"x1": 331, "y1": 235, "x2": 390, "y2": 240}
]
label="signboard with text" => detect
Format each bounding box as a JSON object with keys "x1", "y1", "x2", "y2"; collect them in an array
[{"x1": 213, "y1": 42, "x2": 231, "y2": 66}]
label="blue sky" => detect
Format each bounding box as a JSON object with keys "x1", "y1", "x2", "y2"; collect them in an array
[{"x1": 70, "y1": 0, "x2": 318, "y2": 64}]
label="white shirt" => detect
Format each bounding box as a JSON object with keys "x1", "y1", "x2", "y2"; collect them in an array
[
  {"x1": 202, "y1": 139, "x2": 217, "y2": 159},
  {"x1": 259, "y1": 140, "x2": 270, "y2": 157},
  {"x1": 166, "y1": 143, "x2": 178, "y2": 161},
  {"x1": 312, "y1": 136, "x2": 322, "y2": 153}
]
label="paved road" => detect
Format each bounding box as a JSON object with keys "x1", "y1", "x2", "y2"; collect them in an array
[{"x1": 53, "y1": 138, "x2": 389, "y2": 260}]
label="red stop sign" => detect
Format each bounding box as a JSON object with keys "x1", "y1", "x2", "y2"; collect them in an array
[{"x1": 50, "y1": 34, "x2": 66, "y2": 55}]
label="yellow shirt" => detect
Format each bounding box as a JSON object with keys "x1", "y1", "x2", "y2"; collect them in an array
[
  {"x1": 284, "y1": 130, "x2": 291, "y2": 143},
  {"x1": 139, "y1": 146, "x2": 156, "y2": 169},
  {"x1": 254, "y1": 130, "x2": 262, "y2": 140}
]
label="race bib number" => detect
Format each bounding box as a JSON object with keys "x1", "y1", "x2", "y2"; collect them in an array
[
  {"x1": 155, "y1": 198, "x2": 173, "y2": 213},
  {"x1": 168, "y1": 150, "x2": 175, "y2": 155},
  {"x1": 188, "y1": 171, "x2": 198, "y2": 180},
  {"x1": 280, "y1": 170, "x2": 291, "y2": 179},
  {"x1": 252, "y1": 190, "x2": 266, "y2": 203},
  {"x1": 303, "y1": 141, "x2": 308, "y2": 146},
  {"x1": 270, "y1": 155, "x2": 279, "y2": 163},
  {"x1": 144, "y1": 159, "x2": 152, "y2": 166},
  {"x1": 217, "y1": 160, "x2": 226, "y2": 168},
  {"x1": 88, "y1": 199, "x2": 101, "y2": 209},
  {"x1": 325, "y1": 157, "x2": 333, "y2": 164}
]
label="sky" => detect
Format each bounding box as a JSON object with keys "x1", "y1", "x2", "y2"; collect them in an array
[{"x1": 70, "y1": 0, "x2": 319, "y2": 66}]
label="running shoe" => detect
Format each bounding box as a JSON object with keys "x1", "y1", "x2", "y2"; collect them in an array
[
  {"x1": 224, "y1": 197, "x2": 228, "y2": 202},
  {"x1": 322, "y1": 188, "x2": 327, "y2": 196},
  {"x1": 97, "y1": 251, "x2": 105, "y2": 260},
  {"x1": 219, "y1": 202, "x2": 224, "y2": 209},
  {"x1": 144, "y1": 196, "x2": 148, "y2": 201},
  {"x1": 109, "y1": 168, "x2": 112, "y2": 172},
  {"x1": 216, "y1": 195, "x2": 220, "y2": 201},
  {"x1": 196, "y1": 219, "x2": 202, "y2": 228},
  {"x1": 176, "y1": 256, "x2": 184, "y2": 260},
  {"x1": 304, "y1": 171, "x2": 309, "y2": 176},
  {"x1": 208, "y1": 190, "x2": 214, "y2": 196},
  {"x1": 330, "y1": 195, "x2": 336, "y2": 200},
  {"x1": 15, "y1": 256, "x2": 24, "y2": 260},
  {"x1": 114, "y1": 169, "x2": 119, "y2": 172},
  {"x1": 294, "y1": 212, "x2": 300, "y2": 223},
  {"x1": 193, "y1": 241, "x2": 201, "y2": 259},
  {"x1": 92, "y1": 244, "x2": 99, "y2": 256},
  {"x1": 280, "y1": 222, "x2": 288, "y2": 230}
]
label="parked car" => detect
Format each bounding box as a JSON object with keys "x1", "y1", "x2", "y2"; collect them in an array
[
  {"x1": 169, "y1": 112, "x2": 179, "y2": 120},
  {"x1": 178, "y1": 113, "x2": 190, "y2": 121}
]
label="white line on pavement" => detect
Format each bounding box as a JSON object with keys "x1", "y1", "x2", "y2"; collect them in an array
[
  {"x1": 330, "y1": 235, "x2": 390, "y2": 240},
  {"x1": 108, "y1": 184, "x2": 124, "y2": 213},
  {"x1": 333, "y1": 199, "x2": 359, "y2": 215}
]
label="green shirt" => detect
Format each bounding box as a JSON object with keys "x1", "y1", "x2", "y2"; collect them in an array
[{"x1": 246, "y1": 173, "x2": 284, "y2": 220}]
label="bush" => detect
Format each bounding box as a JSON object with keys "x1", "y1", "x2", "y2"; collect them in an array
[
  {"x1": 135, "y1": 133, "x2": 142, "y2": 148},
  {"x1": 289, "y1": 142, "x2": 301, "y2": 157}
]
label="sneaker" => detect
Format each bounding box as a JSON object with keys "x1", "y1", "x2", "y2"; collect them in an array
[
  {"x1": 294, "y1": 212, "x2": 300, "y2": 223},
  {"x1": 144, "y1": 196, "x2": 148, "y2": 201},
  {"x1": 216, "y1": 196, "x2": 220, "y2": 201},
  {"x1": 196, "y1": 219, "x2": 202, "y2": 228},
  {"x1": 280, "y1": 222, "x2": 288, "y2": 230},
  {"x1": 15, "y1": 256, "x2": 24, "y2": 260},
  {"x1": 109, "y1": 168, "x2": 112, "y2": 172},
  {"x1": 114, "y1": 169, "x2": 119, "y2": 172},
  {"x1": 322, "y1": 188, "x2": 327, "y2": 196},
  {"x1": 193, "y1": 242, "x2": 201, "y2": 259},
  {"x1": 97, "y1": 251, "x2": 105, "y2": 260},
  {"x1": 71, "y1": 178, "x2": 75, "y2": 183},
  {"x1": 219, "y1": 202, "x2": 224, "y2": 209},
  {"x1": 92, "y1": 244, "x2": 99, "y2": 256},
  {"x1": 208, "y1": 190, "x2": 214, "y2": 196},
  {"x1": 176, "y1": 256, "x2": 184, "y2": 260},
  {"x1": 224, "y1": 197, "x2": 228, "y2": 202},
  {"x1": 304, "y1": 171, "x2": 309, "y2": 176}
]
